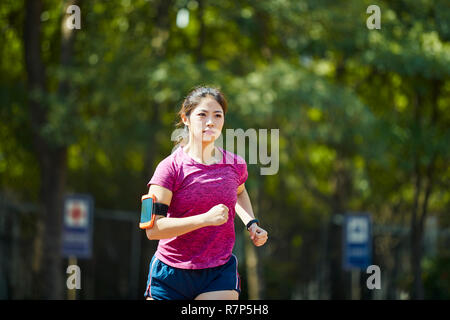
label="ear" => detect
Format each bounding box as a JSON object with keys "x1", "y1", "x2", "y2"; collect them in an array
[{"x1": 181, "y1": 113, "x2": 189, "y2": 126}]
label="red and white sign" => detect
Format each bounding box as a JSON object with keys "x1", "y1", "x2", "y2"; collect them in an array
[{"x1": 64, "y1": 199, "x2": 88, "y2": 228}]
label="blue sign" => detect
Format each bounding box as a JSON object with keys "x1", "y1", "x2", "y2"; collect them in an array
[
  {"x1": 342, "y1": 214, "x2": 372, "y2": 270},
  {"x1": 62, "y1": 194, "x2": 94, "y2": 258}
]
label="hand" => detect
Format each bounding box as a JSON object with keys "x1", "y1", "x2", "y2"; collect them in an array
[
  {"x1": 248, "y1": 223, "x2": 268, "y2": 247},
  {"x1": 203, "y1": 204, "x2": 229, "y2": 226}
]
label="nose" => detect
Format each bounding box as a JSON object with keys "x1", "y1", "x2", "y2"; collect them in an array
[{"x1": 206, "y1": 116, "x2": 214, "y2": 126}]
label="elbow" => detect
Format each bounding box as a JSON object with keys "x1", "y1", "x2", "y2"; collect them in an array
[
  {"x1": 145, "y1": 216, "x2": 164, "y2": 240},
  {"x1": 146, "y1": 228, "x2": 158, "y2": 240}
]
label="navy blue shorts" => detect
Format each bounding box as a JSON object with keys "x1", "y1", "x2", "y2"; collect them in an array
[{"x1": 144, "y1": 254, "x2": 241, "y2": 300}]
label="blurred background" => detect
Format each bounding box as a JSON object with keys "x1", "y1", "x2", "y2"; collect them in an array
[{"x1": 0, "y1": 0, "x2": 449, "y2": 300}]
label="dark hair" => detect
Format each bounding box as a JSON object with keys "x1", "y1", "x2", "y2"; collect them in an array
[{"x1": 174, "y1": 86, "x2": 228, "y2": 147}]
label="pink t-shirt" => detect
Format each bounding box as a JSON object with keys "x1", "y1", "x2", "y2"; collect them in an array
[{"x1": 147, "y1": 145, "x2": 248, "y2": 269}]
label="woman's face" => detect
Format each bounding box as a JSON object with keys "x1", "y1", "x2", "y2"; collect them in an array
[{"x1": 184, "y1": 96, "x2": 224, "y2": 145}]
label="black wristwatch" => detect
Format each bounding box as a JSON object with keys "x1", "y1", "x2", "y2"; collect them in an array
[{"x1": 246, "y1": 219, "x2": 259, "y2": 230}]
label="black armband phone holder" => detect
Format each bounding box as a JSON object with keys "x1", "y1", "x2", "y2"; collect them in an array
[{"x1": 139, "y1": 194, "x2": 169, "y2": 229}]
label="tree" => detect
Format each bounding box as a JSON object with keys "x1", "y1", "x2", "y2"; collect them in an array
[{"x1": 23, "y1": 0, "x2": 79, "y2": 299}]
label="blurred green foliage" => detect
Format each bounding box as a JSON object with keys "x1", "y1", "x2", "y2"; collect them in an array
[
  {"x1": 0, "y1": 0, "x2": 449, "y2": 299},
  {"x1": 423, "y1": 252, "x2": 450, "y2": 300}
]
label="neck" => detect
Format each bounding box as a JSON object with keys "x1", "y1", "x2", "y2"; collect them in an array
[{"x1": 184, "y1": 140, "x2": 218, "y2": 164}]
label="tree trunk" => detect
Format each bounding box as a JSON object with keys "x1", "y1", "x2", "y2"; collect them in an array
[
  {"x1": 410, "y1": 221, "x2": 424, "y2": 299},
  {"x1": 39, "y1": 148, "x2": 67, "y2": 299},
  {"x1": 196, "y1": 0, "x2": 205, "y2": 63},
  {"x1": 387, "y1": 201, "x2": 405, "y2": 300},
  {"x1": 327, "y1": 220, "x2": 344, "y2": 299},
  {"x1": 244, "y1": 229, "x2": 260, "y2": 299},
  {"x1": 327, "y1": 160, "x2": 352, "y2": 299},
  {"x1": 409, "y1": 80, "x2": 439, "y2": 300},
  {"x1": 244, "y1": 178, "x2": 262, "y2": 299},
  {"x1": 24, "y1": 0, "x2": 77, "y2": 299},
  {"x1": 143, "y1": 0, "x2": 173, "y2": 182},
  {"x1": 151, "y1": 0, "x2": 173, "y2": 57}
]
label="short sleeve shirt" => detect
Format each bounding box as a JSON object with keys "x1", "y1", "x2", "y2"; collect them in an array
[{"x1": 147, "y1": 145, "x2": 248, "y2": 269}]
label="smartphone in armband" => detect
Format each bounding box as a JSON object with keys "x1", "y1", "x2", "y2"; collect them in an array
[{"x1": 140, "y1": 194, "x2": 156, "y2": 229}]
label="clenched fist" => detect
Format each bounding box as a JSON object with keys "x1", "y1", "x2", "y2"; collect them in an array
[
  {"x1": 203, "y1": 204, "x2": 229, "y2": 226},
  {"x1": 248, "y1": 223, "x2": 268, "y2": 247}
]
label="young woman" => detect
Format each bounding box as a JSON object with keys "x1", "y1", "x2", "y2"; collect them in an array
[{"x1": 143, "y1": 86, "x2": 268, "y2": 300}]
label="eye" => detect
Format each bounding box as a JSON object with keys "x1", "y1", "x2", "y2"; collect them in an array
[
  {"x1": 198, "y1": 113, "x2": 206, "y2": 116},
  {"x1": 215, "y1": 114, "x2": 222, "y2": 118}
]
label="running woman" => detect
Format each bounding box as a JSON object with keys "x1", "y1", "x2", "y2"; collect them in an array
[{"x1": 142, "y1": 86, "x2": 268, "y2": 300}]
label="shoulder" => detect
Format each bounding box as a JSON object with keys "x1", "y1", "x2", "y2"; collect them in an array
[
  {"x1": 155, "y1": 147, "x2": 183, "y2": 172},
  {"x1": 220, "y1": 148, "x2": 248, "y2": 185},
  {"x1": 148, "y1": 148, "x2": 183, "y2": 190},
  {"x1": 166, "y1": 145, "x2": 185, "y2": 163},
  {"x1": 220, "y1": 147, "x2": 246, "y2": 166}
]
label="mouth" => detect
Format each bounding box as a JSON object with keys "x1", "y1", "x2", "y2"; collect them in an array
[{"x1": 203, "y1": 129, "x2": 214, "y2": 134}]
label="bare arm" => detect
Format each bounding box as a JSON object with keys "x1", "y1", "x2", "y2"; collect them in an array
[
  {"x1": 235, "y1": 184, "x2": 256, "y2": 226},
  {"x1": 235, "y1": 183, "x2": 268, "y2": 247},
  {"x1": 145, "y1": 184, "x2": 229, "y2": 240}
]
